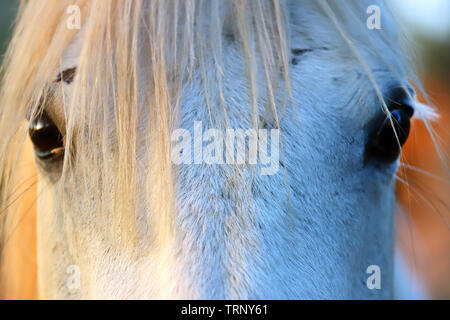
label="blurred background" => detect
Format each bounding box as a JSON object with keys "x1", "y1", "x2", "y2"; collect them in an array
[{"x1": 0, "y1": 0, "x2": 448, "y2": 299}]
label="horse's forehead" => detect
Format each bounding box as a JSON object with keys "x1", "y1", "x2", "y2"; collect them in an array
[
  {"x1": 61, "y1": 25, "x2": 85, "y2": 73},
  {"x1": 55, "y1": 0, "x2": 404, "y2": 131},
  {"x1": 59, "y1": 0, "x2": 399, "y2": 72}
]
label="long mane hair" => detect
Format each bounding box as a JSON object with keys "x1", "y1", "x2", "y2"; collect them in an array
[{"x1": 0, "y1": 0, "x2": 438, "y2": 298}]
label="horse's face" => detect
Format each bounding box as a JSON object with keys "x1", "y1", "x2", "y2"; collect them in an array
[{"x1": 30, "y1": 1, "x2": 417, "y2": 298}]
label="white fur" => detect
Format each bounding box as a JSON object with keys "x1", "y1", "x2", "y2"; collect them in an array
[{"x1": 36, "y1": 0, "x2": 419, "y2": 299}]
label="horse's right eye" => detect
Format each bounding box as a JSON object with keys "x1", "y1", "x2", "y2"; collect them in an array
[{"x1": 29, "y1": 111, "x2": 64, "y2": 160}]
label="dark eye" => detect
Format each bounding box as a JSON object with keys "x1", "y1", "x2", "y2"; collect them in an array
[
  {"x1": 29, "y1": 111, "x2": 64, "y2": 160},
  {"x1": 366, "y1": 88, "x2": 414, "y2": 163}
]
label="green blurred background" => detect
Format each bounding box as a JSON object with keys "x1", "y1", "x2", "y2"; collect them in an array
[{"x1": 0, "y1": 1, "x2": 18, "y2": 61}]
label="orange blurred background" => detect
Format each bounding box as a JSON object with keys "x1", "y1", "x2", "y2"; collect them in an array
[
  {"x1": 397, "y1": 78, "x2": 449, "y2": 298},
  {"x1": 392, "y1": 0, "x2": 450, "y2": 299}
]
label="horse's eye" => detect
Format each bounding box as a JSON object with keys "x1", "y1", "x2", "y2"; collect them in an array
[
  {"x1": 29, "y1": 111, "x2": 64, "y2": 160},
  {"x1": 366, "y1": 89, "x2": 414, "y2": 163}
]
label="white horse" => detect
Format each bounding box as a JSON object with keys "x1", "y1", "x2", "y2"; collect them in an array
[{"x1": 0, "y1": 0, "x2": 436, "y2": 299}]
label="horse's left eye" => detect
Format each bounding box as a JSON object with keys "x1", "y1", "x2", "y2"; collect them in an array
[
  {"x1": 29, "y1": 111, "x2": 64, "y2": 160},
  {"x1": 366, "y1": 89, "x2": 414, "y2": 162}
]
